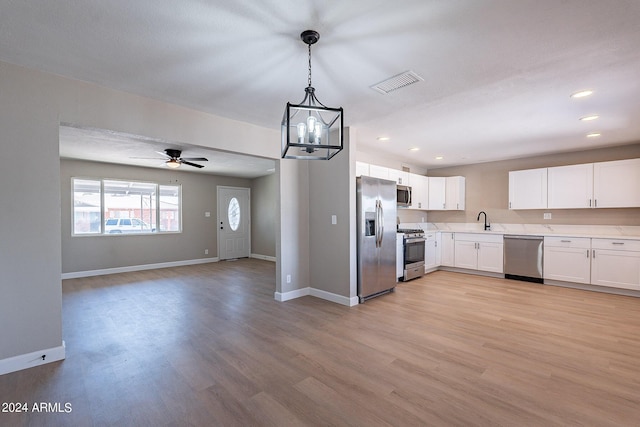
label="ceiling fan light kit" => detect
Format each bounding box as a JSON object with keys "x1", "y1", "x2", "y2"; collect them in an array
[
  {"x1": 160, "y1": 149, "x2": 208, "y2": 169},
  {"x1": 281, "y1": 30, "x2": 344, "y2": 160}
]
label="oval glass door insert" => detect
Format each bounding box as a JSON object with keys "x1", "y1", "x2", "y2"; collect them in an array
[{"x1": 228, "y1": 197, "x2": 240, "y2": 231}]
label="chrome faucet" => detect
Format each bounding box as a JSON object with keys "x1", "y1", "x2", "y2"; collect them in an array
[{"x1": 477, "y1": 211, "x2": 490, "y2": 231}]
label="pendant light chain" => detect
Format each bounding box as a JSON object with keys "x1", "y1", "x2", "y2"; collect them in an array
[{"x1": 307, "y1": 43, "x2": 312, "y2": 88}]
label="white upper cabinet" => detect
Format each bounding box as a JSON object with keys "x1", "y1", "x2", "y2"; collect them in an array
[
  {"x1": 508, "y1": 168, "x2": 548, "y2": 209},
  {"x1": 368, "y1": 164, "x2": 390, "y2": 180},
  {"x1": 408, "y1": 173, "x2": 429, "y2": 210},
  {"x1": 547, "y1": 163, "x2": 594, "y2": 209},
  {"x1": 428, "y1": 177, "x2": 446, "y2": 210},
  {"x1": 355, "y1": 161, "x2": 370, "y2": 178},
  {"x1": 445, "y1": 176, "x2": 465, "y2": 210},
  {"x1": 593, "y1": 158, "x2": 640, "y2": 208},
  {"x1": 388, "y1": 169, "x2": 409, "y2": 185}
]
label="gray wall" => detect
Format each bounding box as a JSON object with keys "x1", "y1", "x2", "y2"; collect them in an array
[
  {"x1": 0, "y1": 59, "x2": 283, "y2": 363},
  {"x1": 0, "y1": 62, "x2": 62, "y2": 360},
  {"x1": 309, "y1": 128, "x2": 355, "y2": 299},
  {"x1": 277, "y1": 160, "x2": 310, "y2": 294},
  {"x1": 427, "y1": 143, "x2": 640, "y2": 225},
  {"x1": 61, "y1": 159, "x2": 251, "y2": 273},
  {"x1": 250, "y1": 173, "x2": 277, "y2": 258}
]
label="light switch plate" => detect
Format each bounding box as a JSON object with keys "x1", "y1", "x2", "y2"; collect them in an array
[
  {"x1": 331, "y1": 215, "x2": 337, "y2": 225},
  {"x1": 543, "y1": 212, "x2": 552, "y2": 219}
]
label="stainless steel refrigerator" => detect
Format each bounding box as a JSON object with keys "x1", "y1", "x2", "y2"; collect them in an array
[{"x1": 357, "y1": 176, "x2": 397, "y2": 302}]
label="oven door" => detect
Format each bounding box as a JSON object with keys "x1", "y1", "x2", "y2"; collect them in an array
[{"x1": 404, "y1": 237, "x2": 425, "y2": 265}]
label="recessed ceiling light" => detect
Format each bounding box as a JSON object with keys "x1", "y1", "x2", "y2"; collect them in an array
[
  {"x1": 571, "y1": 90, "x2": 594, "y2": 99},
  {"x1": 376, "y1": 136, "x2": 390, "y2": 141},
  {"x1": 579, "y1": 115, "x2": 599, "y2": 121},
  {"x1": 409, "y1": 147, "x2": 420, "y2": 152},
  {"x1": 586, "y1": 132, "x2": 601, "y2": 138},
  {"x1": 435, "y1": 156, "x2": 444, "y2": 160}
]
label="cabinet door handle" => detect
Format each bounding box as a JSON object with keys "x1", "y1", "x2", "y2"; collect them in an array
[
  {"x1": 589, "y1": 199, "x2": 591, "y2": 207},
  {"x1": 595, "y1": 199, "x2": 598, "y2": 207},
  {"x1": 592, "y1": 249, "x2": 596, "y2": 258},
  {"x1": 587, "y1": 249, "x2": 589, "y2": 258},
  {"x1": 561, "y1": 240, "x2": 571, "y2": 243},
  {"x1": 457, "y1": 203, "x2": 459, "y2": 210},
  {"x1": 509, "y1": 202, "x2": 512, "y2": 209},
  {"x1": 612, "y1": 242, "x2": 625, "y2": 245}
]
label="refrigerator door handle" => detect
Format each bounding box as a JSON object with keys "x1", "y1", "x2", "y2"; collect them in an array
[
  {"x1": 375, "y1": 200, "x2": 380, "y2": 248},
  {"x1": 379, "y1": 199, "x2": 384, "y2": 247}
]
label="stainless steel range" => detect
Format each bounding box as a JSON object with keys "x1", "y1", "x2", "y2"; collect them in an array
[{"x1": 397, "y1": 228, "x2": 426, "y2": 281}]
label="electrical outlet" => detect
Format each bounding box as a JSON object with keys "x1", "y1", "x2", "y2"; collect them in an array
[
  {"x1": 331, "y1": 215, "x2": 337, "y2": 225},
  {"x1": 544, "y1": 212, "x2": 552, "y2": 220},
  {"x1": 204, "y1": 249, "x2": 209, "y2": 255},
  {"x1": 286, "y1": 274, "x2": 291, "y2": 283},
  {"x1": 205, "y1": 211, "x2": 211, "y2": 217}
]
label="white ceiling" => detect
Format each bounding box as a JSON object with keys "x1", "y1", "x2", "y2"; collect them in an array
[{"x1": 2, "y1": 0, "x2": 640, "y2": 173}]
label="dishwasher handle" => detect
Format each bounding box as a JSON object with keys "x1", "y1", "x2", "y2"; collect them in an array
[{"x1": 504, "y1": 235, "x2": 543, "y2": 240}]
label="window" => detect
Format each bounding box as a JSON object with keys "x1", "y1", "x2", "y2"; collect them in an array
[{"x1": 72, "y1": 178, "x2": 181, "y2": 236}]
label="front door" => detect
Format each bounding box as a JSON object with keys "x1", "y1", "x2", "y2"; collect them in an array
[{"x1": 217, "y1": 186, "x2": 251, "y2": 260}]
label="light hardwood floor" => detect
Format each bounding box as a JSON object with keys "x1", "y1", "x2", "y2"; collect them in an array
[{"x1": 1, "y1": 259, "x2": 640, "y2": 426}]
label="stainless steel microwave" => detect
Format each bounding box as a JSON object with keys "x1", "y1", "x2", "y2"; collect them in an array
[{"x1": 397, "y1": 185, "x2": 412, "y2": 207}]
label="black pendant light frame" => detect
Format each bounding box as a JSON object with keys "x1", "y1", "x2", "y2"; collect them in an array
[{"x1": 281, "y1": 30, "x2": 344, "y2": 160}]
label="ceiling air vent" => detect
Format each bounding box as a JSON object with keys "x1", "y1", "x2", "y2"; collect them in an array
[{"x1": 370, "y1": 70, "x2": 424, "y2": 94}]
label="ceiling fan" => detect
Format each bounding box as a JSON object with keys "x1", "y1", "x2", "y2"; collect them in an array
[{"x1": 136, "y1": 148, "x2": 209, "y2": 169}]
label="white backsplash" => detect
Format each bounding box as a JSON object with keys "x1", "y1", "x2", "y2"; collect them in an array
[{"x1": 425, "y1": 222, "x2": 640, "y2": 238}]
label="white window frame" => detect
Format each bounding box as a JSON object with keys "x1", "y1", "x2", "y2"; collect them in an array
[{"x1": 71, "y1": 177, "x2": 182, "y2": 236}]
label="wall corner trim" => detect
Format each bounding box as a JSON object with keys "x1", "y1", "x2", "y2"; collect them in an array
[
  {"x1": 274, "y1": 287, "x2": 358, "y2": 307},
  {"x1": 0, "y1": 341, "x2": 66, "y2": 376}
]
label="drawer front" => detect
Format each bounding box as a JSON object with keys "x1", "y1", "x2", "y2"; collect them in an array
[
  {"x1": 592, "y1": 238, "x2": 640, "y2": 252},
  {"x1": 544, "y1": 236, "x2": 591, "y2": 249},
  {"x1": 455, "y1": 233, "x2": 503, "y2": 244}
]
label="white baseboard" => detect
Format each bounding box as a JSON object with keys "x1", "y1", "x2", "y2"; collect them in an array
[
  {"x1": 0, "y1": 341, "x2": 66, "y2": 376},
  {"x1": 275, "y1": 287, "x2": 310, "y2": 302},
  {"x1": 275, "y1": 287, "x2": 357, "y2": 306},
  {"x1": 62, "y1": 257, "x2": 219, "y2": 279},
  {"x1": 310, "y1": 288, "x2": 359, "y2": 306},
  {"x1": 250, "y1": 253, "x2": 276, "y2": 262}
]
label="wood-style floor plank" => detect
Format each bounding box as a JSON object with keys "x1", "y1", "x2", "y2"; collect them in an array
[{"x1": 1, "y1": 260, "x2": 640, "y2": 426}]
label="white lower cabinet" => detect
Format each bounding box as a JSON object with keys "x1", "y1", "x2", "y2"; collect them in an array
[
  {"x1": 591, "y1": 239, "x2": 640, "y2": 290},
  {"x1": 543, "y1": 237, "x2": 591, "y2": 284},
  {"x1": 440, "y1": 232, "x2": 455, "y2": 267},
  {"x1": 424, "y1": 233, "x2": 438, "y2": 272},
  {"x1": 396, "y1": 233, "x2": 404, "y2": 280},
  {"x1": 454, "y1": 233, "x2": 504, "y2": 273}
]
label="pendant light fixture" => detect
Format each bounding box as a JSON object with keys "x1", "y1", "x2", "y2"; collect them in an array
[{"x1": 281, "y1": 30, "x2": 344, "y2": 160}]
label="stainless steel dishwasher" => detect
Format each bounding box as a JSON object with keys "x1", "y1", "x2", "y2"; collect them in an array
[{"x1": 503, "y1": 235, "x2": 544, "y2": 283}]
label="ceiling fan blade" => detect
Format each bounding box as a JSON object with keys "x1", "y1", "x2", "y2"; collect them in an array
[
  {"x1": 156, "y1": 151, "x2": 172, "y2": 158},
  {"x1": 180, "y1": 160, "x2": 205, "y2": 168},
  {"x1": 180, "y1": 157, "x2": 208, "y2": 162},
  {"x1": 130, "y1": 156, "x2": 165, "y2": 160}
]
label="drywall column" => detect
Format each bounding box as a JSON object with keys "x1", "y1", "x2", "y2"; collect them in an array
[
  {"x1": 275, "y1": 159, "x2": 311, "y2": 299},
  {"x1": 0, "y1": 62, "x2": 64, "y2": 369},
  {"x1": 308, "y1": 127, "x2": 358, "y2": 306}
]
